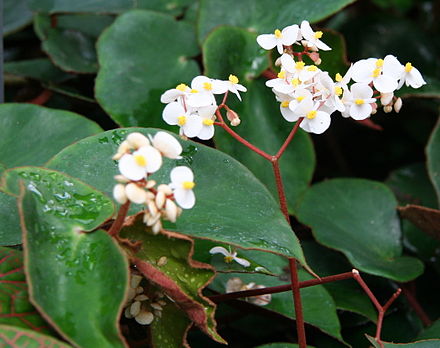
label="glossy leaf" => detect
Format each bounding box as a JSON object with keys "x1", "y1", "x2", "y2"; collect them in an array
[
  {"x1": 427, "y1": 118, "x2": 440, "y2": 207},
  {"x1": 120, "y1": 213, "x2": 224, "y2": 343},
  {"x1": 0, "y1": 193, "x2": 21, "y2": 246},
  {"x1": 3, "y1": 167, "x2": 129, "y2": 348},
  {"x1": 0, "y1": 247, "x2": 51, "y2": 333},
  {"x1": 211, "y1": 251, "x2": 343, "y2": 341},
  {"x1": 46, "y1": 128, "x2": 308, "y2": 263},
  {"x1": 34, "y1": 14, "x2": 114, "y2": 73},
  {"x1": 4, "y1": 0, "x2": 33, "y2": 36},
  {"x1": 0, "y1": 103, "x2": 102, "y2": 168},
  {"x1": 203, "y1": 26, "x2": 269, "y2": 81},
  {"x1": 417, "y1": 319, "x2": 440, "y2": 340},
  {"x1": 297, "y1": 178, "x2": 424, "y2": 281},
  {"x1": 213, "y1": 79, "x2": 315, "y2": 214},
  {"x1": 4, "y1": 58, "x2": 73, "y2": 83},
  {"x1": 197, "y1": 0, "x2": 357, "y2": 43},
  {"x1": 367, "y1": 336, "x2": 440, "y2": 348},
  {"x1": 95, "y1": 10, "x2": 200, "y2": 127},
  {"x1": 0, "y1": 325, "x2": 73, "y2": 348}
]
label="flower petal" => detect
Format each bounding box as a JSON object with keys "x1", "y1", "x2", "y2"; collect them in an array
[
  {"x1": 209, "y1": 246, "x2": 229, "y2": 256},
  {"x1": 300, "y1": 111, "x2": 331, "y2": 134},
  {"x1": 163, "y1": 101, "x2": 185, "y2": 125},
  {"x1": 373, "y1": 75, "x2": 398, "y2": 93},
  {"x1": 197, "y1": 125, "x2": 215, "y2": 140},
  {"x1": 182, "y1": 114, "x2": 203, "y2": 138},
  {"x1": 256, "y1": 34, "x2": 277, "y2": 50},
  {"x1": 170, "y1": 166, "x2": 194, "y2": 185},
  {"x1": 136, "y1": 145, "x2": 162, "y2": 173},
  {"x1": 234, "y1": 256, "x2": 251, "y2": 267},
  {"x1": 119, "y1": 155, "x2": 146, "y2": 181},
  {"x1": 174, "y1": 188, "x2": 195, "y2": 209},
  {"x1": 350, "y1": 103, "x2": 372, "y2": 120}
]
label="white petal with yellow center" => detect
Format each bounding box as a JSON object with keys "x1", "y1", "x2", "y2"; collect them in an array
[
  {"x1": 162, "y1": 101, "x2": 186, "y2": 126},
  {"x1": 170, "y1": 166, "x2": 196, "y2": 209}
]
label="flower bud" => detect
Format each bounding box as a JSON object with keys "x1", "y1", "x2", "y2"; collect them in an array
[
  {"x1": 227, "y1": 109, "x2": 241, "y2": 126},
  {"x1": 151, "y1": 302, "x2": 163, "y2": 311},
  {"x1": 131, "y1": 274, "x2": 143, "y2": 288},
  {"x1": 155, "y1": 191, "x2": 166, "y2": 209},
  {"x1": 135, "y1": 310, "x2": 154, "y2": 325},
  {"x1": 135, "y1": 294, "x2": 149, "y2": 301},
  {"x1": 152, "y1": 220, "x2": 162, "y2": 235},
  {"x1": 380, "y1": 92, "x2": 394, "y2": 106},
  {"x1": 165, "y1": 199, "x2": 178, "y2": 223},
  {"x1": 112, "y1": 141, "x2": 130, "y2": 160},
  {"x1": 113, "y1": 184, "x2": 127, "y2": 204},
  {"x1": 130, "y1": 301, "x2": 141, "y2": 317},
  {"x1": 231, "y1": 118, "x2": 241, "y2": 126},
  {"x1": 274, "y1": 56, "x2": 282, "y2": 67},
  {"x1": 124, "y1": 307, "x2": 133, "y2": 319},
  {"x1": 308, "y1": 52, "x2": 321, "y2": 64},
  {"x1": 157, "y1": 184, "x2": 172, "y2": 195},
  {"x1": 145, "y1": 180, "x2": 156, "y2": 189},
  {"x1": 394, "y1": 97, "x2": 402, "y2": 113},
  {"x1": 147, "y1": 200, "x2": 158, "y2": 216},
  {"x1": 114, "y1": 175, "x2": 130, "y2": 183},
  {"x1": 126, "y1": 132, "x2": 150, "y2": 149},
  {"x1": 125, "y1": 183, "x2": 148, "y2": 204},
  {"x1": 384, "y1": 105, "x2": 392, "y2": 113}
]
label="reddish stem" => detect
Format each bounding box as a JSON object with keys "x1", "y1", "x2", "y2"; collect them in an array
[
  {"x1": 27, "y1": 89, "x2": 53, "y2": 105},
  {"x1": 400, "y1": 283, "x2": 432, "y2": 326},
  {"x1": 108, "y1": 201, "x2": 131, "y2": 237},
  {"x1": 289, "y1": 258, "x2": 307, "y2": 348},
  {"x1": 271, "y1": 160, "x2": 289, "y2": 221},
  {"x1": 375, "y1": 289, "x2": 402, "y2": 346},
  {"x1": 275, "y1": 118, "x2": 304, "y2": 159},
  {"x1": 261, "y1": 69, "x2": 277, "y2": 80}
]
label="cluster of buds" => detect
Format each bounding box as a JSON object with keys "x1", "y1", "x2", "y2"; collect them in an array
[
  {"x1": 160, "y1": 75, "x2": 246, "y2": 139},
  {"x1": 112, "y1": 132, "x2": 196, "y2": 233},
  {"x1": 257, "y1": 20, "x2": 426, "y2": 134},
  {"x1": 124, "y1": 271, "x2": 168, "y2": 325},
  {"x1": 226, "y1": 277, "x2": 271, "y2": 306}
]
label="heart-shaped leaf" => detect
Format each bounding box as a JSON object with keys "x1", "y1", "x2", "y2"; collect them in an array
[
  {"x1": 2, "y1": 167, "x2": 129, "y2": 348},
  {"x1": 417, "y1": 320, "x2": 440, "y2": 340},
  {"x1": 427, "y1": 118, "x2": 440, "y2": 207},
  {"x1": 95, "y1": 10, "x2": 200, "y2": 127},
  {"x1": 0, "y1": 103, "x2": 102, "y2": 168},
  {"x1": 0, "y1": 325, "x2": 73, "y2": 347},
  {"x1": 46, "y1": 128, "x2": 308, "y2": 264},
  {"x1": 367, "y1": 336, "x2": 440, "y2": 348},
  {"x1": 0, "y1": 247, "x2": 51, "y2": 333},
  {"x1": 4, "y1": 0, "x2": 33, "y2": 36},
  {"x1": 297, "y1": 178, "x2": 424, "y2": 282}
]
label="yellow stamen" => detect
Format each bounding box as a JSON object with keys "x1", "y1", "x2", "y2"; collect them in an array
[
  {"x1": 203, "y1": 82, "x2": 212, "y2": 90},
  {"x1": 355, "y1": 99, "x2": 364, "y2": 105},
  {"x1": 274, "y1": 29, "x2": 282, "y2": 38},
  {"x1": 177, "y1": 116, "x2": 187, "y2": 125},
  {"x1": 296, "y1": 96, "x2": 305, "y2": 102},
  {"x1": 134, "y1": 155, "x2": 147, "y2": 167},
  {"x1": 334, "y1": 86, "x2": 343, "y2": 96},
  {"x1": 306, "y1": 110, "x2": 317, "y2": 119},
  {"x1": 203, "y1": 119, "x2": 214, "y2": 126},
  {"x1": 405, "y1": 62, "x2": 413, "y2": 72},
  {"x1": 335, "y1": 73, "x2": 342, "y2": 82},
  {"x1": 190, "y1": 89, "x2": 199, "y2": 93},
  {"x1": 295, "y1": 61, "x2": 305, "y2": 70},
  {"x1": 182, "y1": 181, "x2": 195, "y2": 189},
  {"x1": 376, "y1": 59, "x2": 384, "y2": 67},
  {"x1": 176, "y1": 83, "x2": 188, "y2": 91},
  {"x1": 291, "y1": 78, "x2": 300, "y2": 87},
  {"x1": 372, "y1": 68, "x2": 381, "y2": 78},
  {"x1": 314, "y1": 31, "x2": 323, "y2": 39},
  {"x1": 277, "y1": 71, "x2": 286, "y2": 79},
  {"x1": 281, "y1": 101, "x2": 289, "y2": 108},
  {"x1": 229, "y1": 74, "x2": 239, "y2": 84},
  {"x1": 307, "y1": 65, "x2": 318, "y2": 72},
  {"x1": 224, "y1": 255, "x2": 234, "y2": 263}
]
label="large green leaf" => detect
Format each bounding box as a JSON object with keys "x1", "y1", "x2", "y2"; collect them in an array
[
  {"x1": 4, "y1": 58, "x2": 73, "y2": 83},
  {"x1": 212, "y1": 79, "x2": 315, "y2": 214},
  {"x1": 3, "y1": 167, "x2": 128, "y2": 348},
  {"x1": 0, "y1": 103, "x2": 102, "y2": 168},
  {"x1": 197, "y1": 0, "x2": 357, "y2": 44},
  {"x1": 367, "y1": 336, "x2": 440, "y2": 348},
  {"x1": 34, "y1": 14, "x2": 114, "y2": 73},
  {"x1": 95, "y1": 10, "x2": 200, "y2": 127},
  {"x1": 0, "y1": 325, "x2": 73, "y2": 348},
  {"x1": 4, "y1": 0, "x2": 33, "y2": 36},
  {"x1": 417, "y1": 320, "x2": 440, "y2": 340},
  {"x1": 120, "y1": 214, "x2": 224, "y2": 343},
  {"x1": 297, "y1": 178, "x2": 424, "y2": 282},
  {"x1": 0, "y1": 247, "x2": 51, "y2": 333},
  {"x1": 427, "y1": 118, "x2": 440, "y2": 207},
  {"x1": 46, "y1": 128, "x2": 307, "y2": 263},
  {"x1": 0, "y1": 193, "x2": 21, "y2": 246}
]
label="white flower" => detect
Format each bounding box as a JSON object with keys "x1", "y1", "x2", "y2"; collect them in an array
[
  {"x1": 169, "y1": 166, "x2": 196, "y2": 209},
  {"x1": 221, "y1": 75, "x2": 247, "y2": 101},
  {"x1": 257, "y1": 24, "x2": 301, "y2": 54},
  {"x1": 119, "y1": 146, "x2": 163, "y2": 181},
  {"x1": 209, "y1": 246, "x2": 250, "y2": 267},
  {"x1": 160, "y1": 83, "x2": 190, "y2": 104},
  {"x1": 342, "y1": 83, "x2": 376, "y2": 120},
  {"x1": 162, "y1": 101, "x2": 203, "y2": 138},
  {"x1": 399, "y1": 62, "x2": 426, "y2": 89},
  {"x1": 300, "y1": 21, "x2": 331, "y2": 51},
  {"x1": 186, "y1": 76, "x2": 217, "y2": 108},
  {"x1": 294, "y1": 96, "x2": 331, "y2": 134},
  {"x1": 351, "y1": 58, "x2": 398, "y2": 93},
  {"x1": 151, "y1": 131, "x2": 182, "y2": 159},
  {"x1": 279, "y1": 54, "x2": 320, "y2": 82},
  {"x1": 196, "y1": 105, "x2": 217, "y2": 140}
]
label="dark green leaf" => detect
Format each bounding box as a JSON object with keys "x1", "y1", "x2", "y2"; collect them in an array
[
  {"x1": 95, "y1": 10, "x2": 200, "y2": 127},
  {"x1": 0, "y1": 193, "x2": 21, "y2": 246},
  {"x1": 427, "y1": 118, "x2": 440, "y2": 207},
  {"x1": 0, "y1": 103, "x2": 102, "y2": 168},
  {"x1": 367, "y1": 335, "x2": 440, "y2": 347},
  {"x1": 4, "y1": 0, "x2": 33, "y2": 36},
  {"x1": 0, "y1": 325, "x2": 73, "y2": 348},
  {"x1": 417, "y1": 320, "x2": 440, "y2": 340},
  {"x1": 399, "y1": 76, "x2": 440, "y2": 99},
  {"x1": 4, "y1": 58, "x2": 73, "y2": 83},
  {"x1": 297, "y1": 178, "x2": 424, "y2": 281},
  {"x1": 256, "y1": 344, "x2": 315, "y2": 348}
]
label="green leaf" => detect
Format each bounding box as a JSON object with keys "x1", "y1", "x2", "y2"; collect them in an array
[
  {"x1": 46, "y1": 128, "x2": 308, "y2": 263},
  {"x1": 0, "y1": 193, "x2": 21, "y2": 246},
  {"x1": 95, "y1": 10, "x2": 200, "y2": 127},
  {"x1": 203, "y1": 26, "x2": 269, "y2": 81},
  {"x1": 427, "y1": 118, "x2": 440, "y2": 208},
  {"x1": 317, "y1": 30, "x2": 350, "y2": 78},
  {"x1": 0, "y1": 103, "x2": 102, "y2": 168},
  {"x1": 367, "y1": 336, "x2": 440, "y2": 347},
  {"x1": 211, "y1": 251, "x2": 343, "y2": 342},
  {"x1": 3, "y1": 167, "x2": 128, "y2": 348},
  {"x1": 417, "y1": 320, "x2": 440, "y2": 340},
  {"x1": 256, "y1": 344, "x2": 315, "y2": 348},
  {"x1": 0, "y1": 247, "x2": 51, "y2": 333},
  {"x1": 197, "y1": 0, "x2": 357, "y2": 44},
  {"x1": 4, "y1": 0, "x2": 33, "y2": 36},
  {"x1": 34, "y1": 14, "x2": 114, "y2": 73},
  {"x1": 297, "y1": 178, "x2": 424, "y2": 282},
  {"x1": 0, "y1": 325, "x2": 73, "y2": 347},
  {"x1": 4, "y1": 58, "x2": 73, "y2": 83},
  {"x1": 120, "y1": 213, "x2": 224, "y2": 343},
  {"x1": 213, "y1": 79, "x2": 315, "y2": 214}
]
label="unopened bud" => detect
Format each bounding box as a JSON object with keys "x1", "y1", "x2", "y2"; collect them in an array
[
  {"x1": 135, "y1": 286, "x2": 144, "y2": 294},
  {"x1": 124, "y1": 307, "x2": 133, "y2": 319},
  {"x1": 112, "y1": 141, "x2": 130, "y2": 160},
  {"x1": 380, "y1": 92, "x2": 393, "y2": 105},
  {"x1": 231, "y1": 118, "x2": 241, "y2": 126},
  {"x1": 157, "y1": 184, "x2": 172, "y2": 195},
  {"x1": 134, "y1": 294, "x2": 149, "y2": 301},
  {"x1": 394, "y1": 97, "x2": 402, "y2": 113},
  {"x1": 135, "y1": 310, "x2": 154, "y2": 325},
  {"x1": 226, "y1": 109, "x2": 240, "y2": 126},
  {"x1": 308, "y1": 52, "x2": 320, "y2": 64},
  {"x1": 152, "y1": 220, "x2": 162, "y2": 235},
  {"x1": 125, "y1": 183, "x2": 148, "y2": 204},
  {"x1": 145, "y1": 180, "x2": 156, "y2": 189},
  {"x1": 151, "y1": 302, "x2": 163, "y2": 311},
  {"x1": 126, "y1": 132, "x2": 150, "y2": 149},
  {"x1": 165, "y1": 199, "x2": 178, "y2": 223},
  {"x1": 147, "y1": 200, "x2": 158, "y2": 216},
  {"x1": 155, "y1": 191, "x2": 166, "y2": 209},
  {"x1": 131, "y1": 274, "x2": 143, "y2": 288},
  {"x1": 113, "y1": 184, "x2": 127, "y2": 204},
  {"x1": 126, "y1": 287, "x2": 136, "y2": 302},
  {"x1": 114, "y1": 175, "x2": 129, "y2": 183},
  {"x1": 274, "y1": 56, "x2": 282, "y2": 67},
  {"x1": 130, "y1": 301, "x2": 141, "y2": 317},
  {"x1": 384, "y1": 105, "x2": 392, "y2": 113}
]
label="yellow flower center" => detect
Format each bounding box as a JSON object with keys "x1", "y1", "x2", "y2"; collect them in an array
[
  {"x1": 134, "y1": 155, "x2": 147, "y2": 167},
  {"x1": 176, "y1": 83, "x2": 188, "y2": 91},
  {"x1": 277, "y1": 71, "x2": 286, "y2": 79},
  {"x1": 281, "y1": 101, "x2": 289, "y2": 108},
  {"x1": 229, "y1": 74, "x2": 239, "y2": 84},
  {"x1": 335, "y1": 73, "x2": 342, "y2": 82},
  {"x1": 334, "y1": 86, "x2": 343, "y2": 96},
  {"x1": 355, "y1": 99, "x2": 364, "y2": 105},
  {"x1": 306, "y1": 110, "x2": 317, "y2": 119},
  {"x1": 224, "y1": 255, "x2": 234, "y2": 263},
  {"x1": 177, "y1": 116, "x2": 187, "y2": 125},
  {"x1": 405, "y1": 62, "x2": 413, "y2": 72},
  {"x1": 307, "y1": 65, "x2": 318, "y2": 71},
  {"x1": 203, "y1": 82, "x2": 212, "y2": 90},
  {"x1": 182, "y1": 181, "x2": 195, "y2": 189},
  {"x1": 274, "y1": 29, "x2": 282, "y2": 38},
  {"x1": 190, "y1": 89, "x2": 199, "y2": 93},
  {"x1": 291, "y1": 78, "x2": 300, "y2": 87},
  {"x1": 295, "y1": 61, "x2": 305, "y2": 70},
  {"x1": 296, "y1": 96, "x2": 305, "y2": 102},
  {"x1": 372, "y1": 68, "x2": 381, "y2": 78},
  {"x1": 314, "y1": 31, "x2": 323, "y2": 39},
  {"x1": 203, "y1": 119, "x2": 214, "y2": 126},
  {"x1": 376, "y1": 59, "x2": 384, "y2": 67}
]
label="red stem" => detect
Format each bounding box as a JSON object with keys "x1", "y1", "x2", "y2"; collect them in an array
[
  {"x1": 275, "y1": 118, "x2": 303, "y2": 159},
  {"x1": 108, "y1": 201, "x2": 131, "y2": 237},
  {"x1": 261, "y1": 69, "x2": 277, "y2": 79},
  {"x1": 271, "y1": 160, "x2": 289, "y2": 222},
  {"x1": 400, "y1": 283, "x2": 432, "y2": 326},
  {"x1": 289, "y1": 258, "x2": 307, "y2": 348},
  {"x1": 27, "y1": 89, "x2": 53, "y2": 105}
]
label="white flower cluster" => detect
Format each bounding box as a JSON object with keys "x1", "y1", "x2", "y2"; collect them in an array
[
  {"x1": 226, "y1": 277, "x2": 271, "y2": 306},
  {"x1": 161, "y1": 75, "x2": 247, "y2": 139},
  {"x1": 112, "y1": 132, "x2": 196, "y2": 233},
  {"x1": 257, "y1": 20, "x2": 426, "y2": 134}
]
